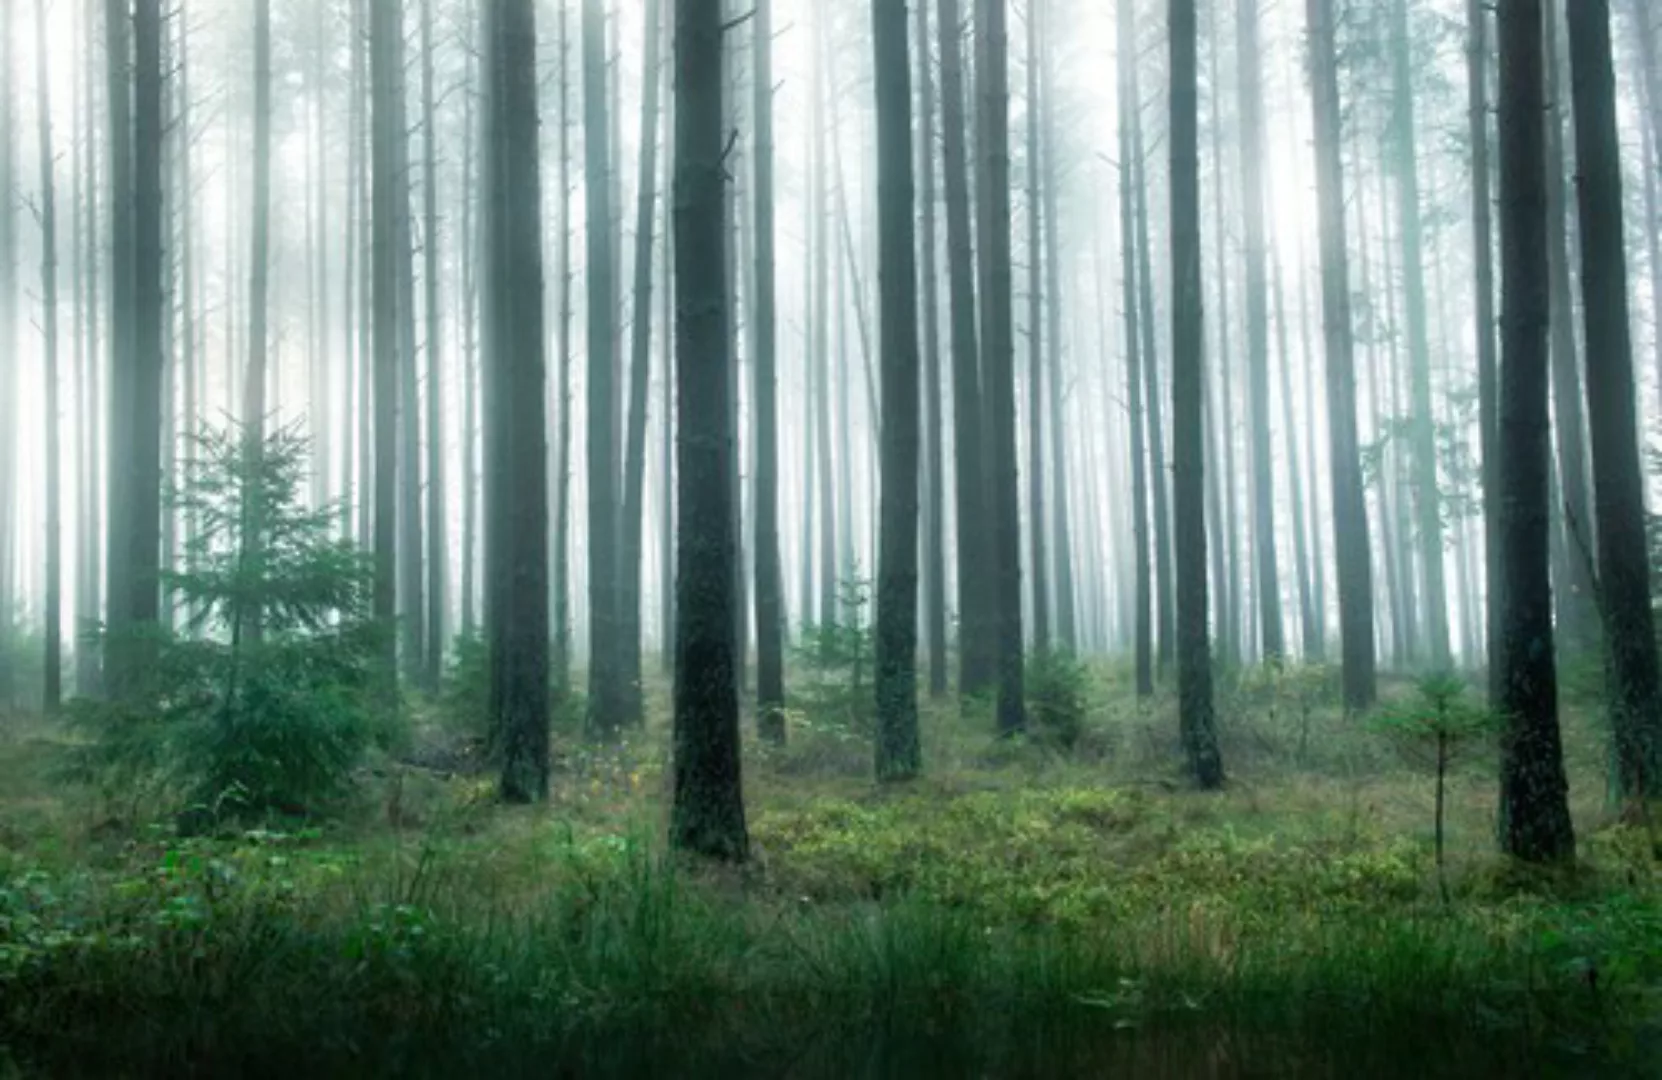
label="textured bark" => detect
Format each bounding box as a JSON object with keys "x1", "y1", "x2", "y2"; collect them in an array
[
  {"x1": 129, "y1": 0, "x2": 164, "y2": 645},
  {"x1": 1469, "y1": 0, "x2": 1501, "y2": 689},
  {"x1": 917, "y1": 0, "x2": 948, "y2": 696},
  {"x1": 482, "y1": 0, "x2": 551, "y2": 804},
  {"x1": 873, "y1": 0, "x2": 922, "y2": 782},
  {"x1": 1041, "y1": 23, "x2": 1075, "y2": 654},
  {"x1": 1308, "y1": 0, "x2": 1376, "y2": 710},
  {"x1": 1171, "y1": 0, "x2": 1223, "y2": 788},
  {"x1": 938, "y1": 0, "x2": 992, "y2": 695},
  {"x1": 1025, "y1": 0, "x2": 1050, "y2": 652},
  {"x1": 1118, "y1": 0, "x2": 1152, "y2": 697},
  {"x1": 671, "y1": 0, "x2": 749, "y2": 862},
  {"x1": 554, "y1": 1, "x2": 574, "y2": 687},
  {"x1": 1567, "y1": 0, "x2": 1662, "y2": 800},
  {"x1": 76, "y1": 0, "x2": 102, "y2": 695},
  {"x1": 1495, "y1": 0, "x2": 1575, "y2": 862},
  {"x1": 752, "y1": 0, "x2": 788, "y2": 736},
  {"x1": 975, "y1": 0, "x2": 1026, "y2": 735},
  {"x1": 370, "y1": 0, "x2": 402, "y2": 694},
  {"x1": 421, "y1": 0, "x2": 446, "y2": 689}
]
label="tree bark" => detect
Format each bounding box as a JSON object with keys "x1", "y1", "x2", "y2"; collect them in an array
[
  {"x1": 1118, "y1": 0, "x2": 1152, "y2": 697},
  {"x1": 1025, "y1": 0, "x2": 1050, "y2": 653},
  {"x1": 36, "y1": 0, "x2": 62, "y2": 711},
  {"x1": 1469, "y1": 0, "x2": 1501, "y2": 690},
  {"x1": 1495, "y1": 0, "x2": 1575, "y2": 862},
  {"x1": 371, "y1": 0, "x2": 403, "y2": 696},
  {"x1": 421, "y1": 0, "x2": 447, "y2": 689},
  {"x1": 918, "y1": 0, "x2": 949, "y2": 696}
]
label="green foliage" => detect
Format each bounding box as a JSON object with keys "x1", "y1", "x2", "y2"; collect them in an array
[
  {"x1": 70, "y1": 424, "x2": 390, "y2": 826},
  {"x1": 1025, "y1": 648, "x2": 1089, "y2": 752},
  {"x1": 1368, "y1": 673, "x2": 1498, "y2": 767},
  {"x1": 0, "y1": 611, "x2": 43, "y2": 713},
  {"x1": 432, "y1": 630, "x2": 584, "y2": 772},
  {"x1": 791, "y1": 574, "x2": 875, "y2": 736}
]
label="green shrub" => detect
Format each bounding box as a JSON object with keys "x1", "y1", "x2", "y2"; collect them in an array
[
  {"x1": 1025, "y1": 649, "x2": 1089, "y2": 752},
  {"x1": 70, "y1": 423, "x2": 391, "y2": 826}
]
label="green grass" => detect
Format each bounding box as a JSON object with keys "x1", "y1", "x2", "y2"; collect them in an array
[{"x1": 1, "y1": 667, "x2": 1659, "y2": 1076}]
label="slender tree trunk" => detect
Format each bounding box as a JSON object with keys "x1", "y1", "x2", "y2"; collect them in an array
[
  {"x1": 370, "y1": 0, "x2": 403, "y2": 693},
  {"x1": 77, "y1": 0, "x2": 103, "y2": 695},
  {"x1": 917, "y1": 0, "x2": 948, "y2": 696},
  {"x1": 460, "y1": 1, "x2": 479, "y2": 635},
  {"x1": 873, "y1": 0, "x2": 922, "y2": 782},
  {"x1": 1025, "y1": 0, "x2": 1050, "y2": 652},
  {"x1": 554, "y1": 0, "x2": 574, "y2": 687},
  {"x1": 1172, "y1": 0, "x2": 1222, "y2": 787},
  {"x1": 238, "y1": 0, "x2": 274, "y2": 651},
  {"x1": 1308, "y1": 0, "x2": 1376, "y2": 710},
  {"x1": 671, "y1": 0, "x2": 749, "y2": 862},
  {"x1": 1119, "y1": 0, "x2": 1152, "y2": 697},
  {"x1": 1567, "y1": 0, "x2": 1662, "y2": 800},
  {"x1": 1206, "y1": 2, "x2": 1239, "y2": 667},
  {"x1": 1240, "y1": 0, "x2": 1282, "y2": 663},
  {"x1": 421, "y1": 0, "x2": 446, "y2": 688},
  {"x1": 1496, "y1": 0, "x2": 1575, "y2": 862},
  {"x1": 1469, "y1": 0, "x2": 1501, "y2": 689},
  {"x1": 975, "y1": 0, "x2": 1026, "y2": 735},
  {"x1": 36, "y1": 0, "x2": 62, "y2": 710},
  {"x1": 811, "y1": 15, "x2": 837, "y2": 643},
  {"x1": 0, "y1": 0, "x2": 15, "y2": 656},
  {"x1": 1274, "y1": 243, "x2": 1317, "y2": 659},
  {"x1": 128, "y1": 0, "x2": 164, "y2": 650},
  {"x1": 1042, "y1": 29, "x2": 1076, "y2": 654},
  {"x1": 483, "y1": 0, "x2": 551, "y2": 804}
]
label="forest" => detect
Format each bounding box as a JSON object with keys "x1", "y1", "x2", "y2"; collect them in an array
[{"x1": 0, "y1": 0, "x2": 1659, "y2": 1073}]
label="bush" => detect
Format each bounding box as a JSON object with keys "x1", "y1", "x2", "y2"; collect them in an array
[
  {"x1": 71, "y1": 423, "x2": 391, "y2": 826},
  {"x1": 1025, "y1": 649, "x2": 1089, "y2": 752}
]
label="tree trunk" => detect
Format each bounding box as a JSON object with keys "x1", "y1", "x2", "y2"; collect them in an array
[
  {"x1": 0, "y1": 0, "x2": 15, "y2": 663},
  {"x1": 917, "y1": 0, "x2": 949, "y2": 696},
  {"x1": 1118, "y1": 0, "x2": 1152, "y2": 697},
  {"x1": 1307, "y1": 0, "x2": 1376, "y2": 710},
  {"x1": 76, "y1": 0, "x2": 102, "y2": 695},
  {"x1": 482, "y1": 0, "x2": 552, "y2": 804},
  {"x1": 36, "y1": 0, "x2": 62, "y2": 711},
  {"x1": 1240, "y1": 0, "x2": 1282, "y2": 664},
  {"x1": 127, "y1": 0, "x2": 165, "y2": 662},
  {"x1": 1469, "y1": 0, "x2": 1501, "y2": 690},
  {"x1": 554, "y1": 0, "x2": 574, "y2": 687},
  {"x1": 370, "y1": 0, "x2": 402, "y2": 695},
  {"x1": 975, "y1": 0, "x2": 1026, "y2": 735},
  {"x1": 1042, "y1": 26, "x2": 1076, "y2": 655},
  {"x1": 1567, "y1": 0, "x2": 1662, "y2": 801},
  {"x1": 873, "y1": 0, "x2": 922, "y2": 782},
  {"x1": 1025, "y1": 0, "x2": 1050, "y2": 653},
  {"x1": 1171, "y1": 0, "x2": 1223, "y2": 788},
  {"x1": 1495, "y1": 0, "x2": 1575, "y2": 862},
  {"x1": 671, "y1": 0, "x2": 749, "y2": 862},
  {"x1": 421, "y1": 0, "x2": 446, "y2": 689},
  {"x1": 1273, "y1": 243, "x2": 1317, "y2": 659}
]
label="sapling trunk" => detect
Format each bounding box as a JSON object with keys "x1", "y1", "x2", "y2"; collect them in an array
[{"x1": 1435, "y1": 728, "x2": 1449, "y2": 904}]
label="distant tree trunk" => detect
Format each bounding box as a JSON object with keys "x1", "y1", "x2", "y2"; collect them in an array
[
  {"x1": 1118, "y1": 0, "x2": 1153, "y2": 697},
  {"x1": 554, "y1": 0, "x2": 574, "y2": 687},
  {"x1": 1171, "y1": 0, "x2": 1223, "y2": 788},
  {"x1": 1205, "y1": 4, "x2": 1239, "y2": 667},
  {"x1": 1307, "y1": 0, "x2": 1376, "y2": 710},
  {"x1": 1041, "y1": 19, "x2": 1076, "y2": 654},
  {"x1": 1635, "y1": 15, "x2": 1662, "y2": 434},
  {"x1": 397, "y1": 15, "x2": 425, "y2": 688},
  {"x1": 975, "y1": 0, "x2": 1026, "y2": 735},
  {"x1": 36, "y1": 0, "x2": 62, "y2": 711},
  {"x1": 76, "y1": 0, "x2": 103, "y2": 695},
  {"x1": 370, "y1": 0, "x2": 403, "y2": 693},
  {"x1": 660, "y1": 113, "x2": 675, "y2": 673},
  {"x1": 917, "y1": 0, "x2": 949, "y2": 697},
  {"x1": 1389, "y1": 0, "x2": 1451, "y2": 668},
  {"x1": 1469, "y1": 0, "x2": 1501, "y2": 691},
  {"x1": 239, "y1": 0, "x2": 274, "y2": 650},
  {"x1": 1542, "y1": 0, "x2": 1598, "y2": 656},
  {"x1": 459, "y1": 2, "x2": 479, "y2": 635},
  {"x1": 873, "y1": 0, "x2": 923, "y2": 782},
  {"x1": 421, "y1": 0, "x2": 447, "y2": 688},
  {"x1": 1239, "y1": 0, "x2": 1282, "y2": 664},
  {"x1": 938, "y1": 0, "x2": 992, "y2": 695},
  {"x1": 1024, "y1": 0, "x2": 1050, "y2": 653},
  {"x1": 104, "y1": 0, "x2": 135, "y2": 691},
  {"x1": 811, "y1": 17, "x2": 837, "y2": 643},
  {"x1": 310, "y1": 0, "x2": 330, "y2": 515},
  {"x1": 0, "y1": 0, "x2": 15, "y2": 654},
  {"x1": 671, "y1": 0, "x2": 749, "y2": 862},
  {"x1": 620, "y1": 0, "x2": 665, "y2": 729},
  {"x1": 584, "y1": 0, "x2": 623, "y2": 738},
  {"x1": 1495, "y1": 0, "x2": 1575, "y2": 862},
  {"x1": 1567, "y1": 0, "x2": 1662, "y2": 801},
  {"x1": 1296, "y1": 226, "x2": 1329, "y2": 652},
  {"x1": 482, "y1": 0, "x2": 551, "y2": 804},
  {"x1": 752, "y1": 0, "x2": 788, "y2": 735},
  {"x1": 1274, "y1": 244, "x2": 1317, "y2": 660}
]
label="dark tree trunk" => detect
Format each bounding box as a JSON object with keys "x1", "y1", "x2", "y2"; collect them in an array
[
  {"x1": 1171, "y1": 0, "x2": 1222, "y2": 788},
  {"x1": 460, "y1": 2, "x2": 479, "y2": 635},
  {"x1": 1041, "y1": 25, "x2": 1076, "y2": 654},
  {"x1": 752, "y1": 0, "x2": 788, "y2": 736},
  {"x1": 975, "y1": 0, "x2": 1026, "y2": 736},
  {"x1": 1567, "y1": 0, "x2": 1662, "y2": 800},
  {"x1": 1495, "y1": 0, "x2": 1575, "y2": 862},
  {"x1": 873, "y1": 0, "x2": 922, "y2": 782},
  {"x1": 585, "y1": 0, "x2": 624, "y2": 738},
  {"x1": 621, "y1": 0, "x2": 665, "y2": 730},
  {"x1": 1307, "y1": 0, "x2": 1376, "y2": 710},
  {"x1": 239, "y1": 0, "x2": 273, "y2": 650},
  {"x1": 554, "y1": 1, "x2": 574, "y2": 687},
  {"x1": 671, "y1": 0, "x2": 749, "y2": 863},
  {"x1": 1024, "y1": 0, "x2": 1050, "y2": 653},
  {"x1": 482, "y1": 0, "x2": 551, "y2": 804},
  {"x1": 917, "y1": 0, "x2": 949, "y2": 697},
  {"x1": 421, "y1": 0, "x2": 446, "y2": 689},
  {"x1": 1469, "y1": 0, "x2": 1501, "y2": 690},
  {"x1": 938, "y1": 0, "x2": 992, "y2": 696},
  {"x1": 1118, "y1": 0, "x2": 1152, "y2": 697},
  {"x1": 76, "y1": 0, "x2": 102, "y2": 696},
  {"x1": 370, "y1": 0, "x2": 403, "y2": 695},
  {"x1": 0, "y1": 0, "x2": 15, "y2": 656},
  {"x1": 1239, "y1": 0, "x2": 1282, "y2": 664}
]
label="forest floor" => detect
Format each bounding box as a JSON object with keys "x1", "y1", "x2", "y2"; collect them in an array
[{"x1": 1, "y1": 662, "x2": 1660, "y2": 1076}]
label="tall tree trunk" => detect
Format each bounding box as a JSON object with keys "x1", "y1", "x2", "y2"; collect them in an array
[
  {"x1": 918, "y1": 0, "x2": 949, "y2": 696},
  {"x1": 1567, "y1": 0, "x2": 1662, "y2": 801},
  {"x1": 397, "y1": 13, "x2": 425, "y2": 688},
  {"x1": 751, "y1": 0, "x2": 788, "y2": 735},
  {"x1": 1171, "y1": 0, "x2": 1223, "y2": 787},
  {"x1": 554, "y1": 0, "x2": 574, "y2": 686},
  {"x1": 1274, "y1": 242, "x2": 1317, "y2": 659},
  {"x1": 1495, "y1": 0, "x2": 1575, "y2": 862},
  {"x1": 621, "y1": 0, "x2": 665, "y2": 729},
  {"x1": 1390, "y1": 0, "x2": 1451, "y2": 667},
  {"x1": 240, "y1": 0, "x2": 274, "y2": 650},
  {"x1": 1543, "y1": 0, "x2": 1598, "y2": 656},
  {"x1": 1042, "y1": 25, "x2": 1076, "y2": 654},
  {"x1": 1119, "y1": 0, "x2": 1153, "y2": 697},
  {"x1": 811, "y1": 15, "x2": 837, "y2": 644},
  {"x1": 1025, "y1": 0, "x2": 1050, "y2": 653},
  {"x1": 975, "y1": 0, "x2": 1026, "y2": 735},
  {"x1": 77, "y1": 0, "x2": 103, "y2": 695},
  {"x1": 36, "y1": 0, "x2": 62, "y2": 710},
  {"x1": 460, "y1": 0, "x2": 479, "y2": 635},
  {"x1": 1469, "y1": 0, "x2": 1501, "y2": 690},
  {"x1": 1308, "y1": 0, "x2": 1376, "y2": 710},
  {"x1": 421, "y1": 0, "x2": 446, "y2": 688},
  {"x1": 873, "y1": 0, "x2": 923, "y2": 782},
  {"x1": 0, "y1": 0, "x2": 15, "y2": 659},
  {"x1": 370, "y1": 0, "x2": 403, "y2": 694},
  {"x1": 1240, "y1": 0, "x2": 1283, "y2": 663},
  {"x1": 482, "y1": 0, "x2": 551, "y2": 804},
  {"x1": 584, "y1": 0, "x2": 623, "y2": 738},
  {"x1": 1206, "y1": 1, "x2": 1239, "y2": 667},
  {"x1": 671, "y1": 0, "x2": 749, "y2": 862},
  {"x1": 938, "y1": 0, "x2": 992, "y2": 695}
]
